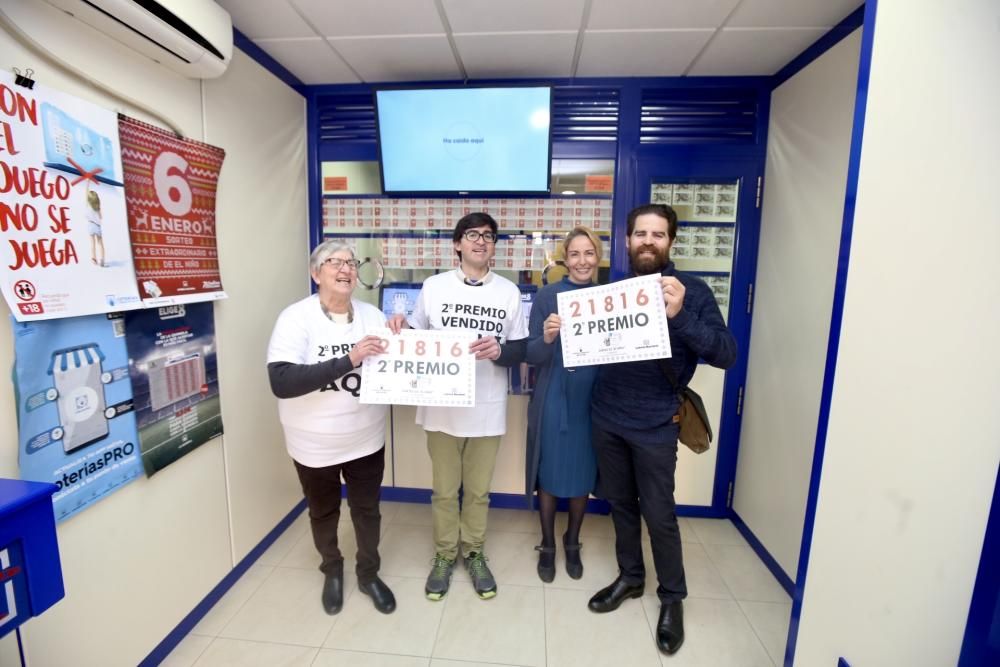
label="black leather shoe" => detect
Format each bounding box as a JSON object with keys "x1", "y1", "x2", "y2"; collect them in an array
[
  {"x1": 656, "y1": 600, "x2": 684, "y2": 655},
  {"x1": 535, "y1": 545, "x2": 556, "y2": 583},
  {"x1": 359, "y1": 577, "x2": 396, "y2": 614},
  {"x1": 563, "y1": 533, "x2": 583, "y2": 580},
  {"x1": 587, "y1": 576, "x2": 644, "y2": 613},
  {"x1": 321, "y1": 573, "x2": 343, "y2": 615}
]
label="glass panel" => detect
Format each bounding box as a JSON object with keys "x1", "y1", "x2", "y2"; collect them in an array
[
  {"x1": 650, "y1": 181, "x2": 738, "y2": 321},
  {"x1": 321, "y1": 161, "x2": 382, "y2": 195},
  {"x1": 550, "y1": 158, "x2": 615, "y2": 195}
]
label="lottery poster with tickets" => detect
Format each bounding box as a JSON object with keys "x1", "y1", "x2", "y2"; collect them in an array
[
  {"x1": 327, "y1": 197, "x2": 613, "y2": 271},
  {"x1": 558, "y1": 274, "x2": 671, "y2": 368},
  {"x1": 124, "y1": 301, "x2": 222, "y2": 476},
  {"x1": 651, "y1": 183, "x2": 738, "y2": 223}
]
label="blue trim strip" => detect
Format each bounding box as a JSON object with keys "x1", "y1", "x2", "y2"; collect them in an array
[
  {"x1": 232, "y1": 28, "x2": 305, "y2": 92},
  {"x1": 16, "y1": 628, "x2": 25, "y2": 667},
  {"x1": 783, "y1": 2, "x2": 878, "y2": 665},
  {"x1": 729, "y1": 510, "x2": 794, "y2": 596},
  {"x1": 138, "y1": 499, "x2": 307, "y2": 666},
  {"x1": 306, "y1": 92, "x2": 323, "y2": 255},
  {"x1": 958, "y1": 463, "x2": 1000, "y2": 666},
  {"x1": 380, "y1": 486, "x2": 722, "y2": 518},
  {"x1": 771, "y1": 5, "x2": 866, "y2": 89}
]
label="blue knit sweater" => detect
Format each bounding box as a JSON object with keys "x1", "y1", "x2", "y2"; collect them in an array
[{"x1": 591, "y1": 262, "x2": 737, "y2": 443}]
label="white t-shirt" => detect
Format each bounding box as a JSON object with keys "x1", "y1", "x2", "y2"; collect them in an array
[
  {"x1": 408, "y1": 270, "x2": 528, "y2": 437},
  {"x1": 267, "y1": 295, "x2": 388, "y2": 467}
]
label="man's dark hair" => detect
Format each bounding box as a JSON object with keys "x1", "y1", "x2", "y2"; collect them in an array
[
  {"x1": 626, "y1": 204, "x2": 678, "y2": 240},
  {"x1": 452, "y1": 212, "x2": 499, "y2": 259}
]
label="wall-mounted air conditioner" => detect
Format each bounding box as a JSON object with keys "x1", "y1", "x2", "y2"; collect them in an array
[{"x1": 41, "y1": 0, "x2": 232, "y2": 79}]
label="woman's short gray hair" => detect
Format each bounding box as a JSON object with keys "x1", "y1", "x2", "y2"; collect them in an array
[{"x1": 309, "y1": 240, "x2": 356, "y2": 274}]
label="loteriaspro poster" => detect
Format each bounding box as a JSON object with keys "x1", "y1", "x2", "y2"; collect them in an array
[
  {"x1": 119, "y1": 116, "x2": 227, "y2": 307},
  {"x1": 12, "y1": 313, "x2": 143, "y2": 522},
  {"x1": 124, "y1": 301, "x2": 222, "y2": 475},
  {"x1": 0, "y1": 72, "x2": 143, "y2": 320}
]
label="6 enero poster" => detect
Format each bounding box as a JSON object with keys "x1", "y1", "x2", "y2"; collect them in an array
[
  {"x1": 0, "y1": 72, "x2": 143, "y2": 320},
  {"x1": 119, "y1": 116, "x2": 227, "y2": 306},
  {"x1": 12, "y1": 313, "x2": 143, "y2": 522},
  {"x1": 125, "y1": 301, "x2": 223, "y2": 475}
]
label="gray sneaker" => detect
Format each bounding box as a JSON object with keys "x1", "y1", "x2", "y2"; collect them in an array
[
  {"x1": 465, "y1": 552, "x2": 497, "y2": 599},
  {"x1": 425, "y1": 554, "x2": 455, "y2": 601}
]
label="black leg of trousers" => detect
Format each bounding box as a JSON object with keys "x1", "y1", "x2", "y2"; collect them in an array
[
  {"x1": 592, "y1": 423, "x2": 645, "y2": 586},
  {"x1": 632, "y1": 425, "x2": 686, "y2": 603},
  {"x1": 341, "y1": 447, "x2": 385, "y2": 585},
  {"x1": 294, "y1": 459, "x2": 345, "y2": 577}
]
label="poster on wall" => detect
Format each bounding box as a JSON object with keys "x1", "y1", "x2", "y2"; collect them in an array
[
  {"x1": 119, "y1": 116, "x2": 227, "y2": 307},
  {"x1": 124, "y1": 301, "x2": 222, "y2": 475},
  {"x1": 12, "y1": 313, "x2": 143, "y2": 522},
  {"x1": 0, "y1": 72, "x2": 143, "y2": 321}
]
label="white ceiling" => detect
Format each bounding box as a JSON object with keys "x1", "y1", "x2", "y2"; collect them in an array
[{"x1": 217, "y1": 0, "x2": 863, "y2": 85}]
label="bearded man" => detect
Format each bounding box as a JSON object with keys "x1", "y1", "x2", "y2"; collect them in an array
[{"x1": 586, "y1": 204, "x2": 737, "y2": 657}]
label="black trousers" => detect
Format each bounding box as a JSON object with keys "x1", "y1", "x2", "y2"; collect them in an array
[
  {"x1": 592, "y1": 423, "x2": 686, "y2": 603},
  {"x1": 293, "y1": 446, "x2": 385, "y2": 585}
]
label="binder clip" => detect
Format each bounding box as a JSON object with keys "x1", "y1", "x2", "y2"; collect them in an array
[{"x1": 13, "y1": 67, "x2": 35, "y2": 89}]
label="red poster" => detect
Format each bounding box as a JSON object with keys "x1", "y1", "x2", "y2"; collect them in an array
[
  {"x1": 119, "y1": 116, "x2": 227, "y2": 306},
  {"x1": 584, "y1": 174, "x2": 614, "y2": 193},
  {"x1": 324, "y1": 176, "x2": 348, "y2": 191}
]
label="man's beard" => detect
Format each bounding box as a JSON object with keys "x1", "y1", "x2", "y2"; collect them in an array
[{"x1": 628, "y1": 244, "x2": 670, "y2": 275}]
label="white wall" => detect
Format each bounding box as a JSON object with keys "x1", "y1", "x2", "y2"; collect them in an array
[
  {"x1": 0, "y1": 1, "x2": 308, "y2": 664},
  {"x1": 794, "y1": 1, "x2": 1000, "y2": 665},
  {"x1": 734, "y1": 31, "x2": 861, "y2": 578}
]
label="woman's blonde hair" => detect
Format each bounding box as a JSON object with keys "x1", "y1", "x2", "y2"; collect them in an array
[
  {"x1": 560, "y1": 226, "x2": 603, "y2": 264},
  {"x1": 86, "y1": 190, "x2": 100, "y2": 211}
]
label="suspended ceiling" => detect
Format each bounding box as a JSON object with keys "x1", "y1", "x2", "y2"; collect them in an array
[{"x1": 216, "y1": 0, "x2": 864, "y2": 85}]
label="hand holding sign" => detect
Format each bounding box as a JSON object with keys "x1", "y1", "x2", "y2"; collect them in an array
[
  {"x1": 660, "y1": 276, "x2": 686, "y2": 318},
  {"x1": 348, "y1": 335, "x2": 389, "y2": 366}
]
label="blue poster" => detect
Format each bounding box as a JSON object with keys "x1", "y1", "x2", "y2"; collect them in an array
[{"x1": 11, "y1": 313, "x2": 142, "y2": 522}]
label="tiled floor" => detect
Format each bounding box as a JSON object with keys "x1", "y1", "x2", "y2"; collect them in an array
[{"x1": 162, "y1": 502, "x2": 791, "y2": 667}]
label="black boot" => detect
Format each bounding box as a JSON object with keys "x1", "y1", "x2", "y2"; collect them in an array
[
  {"x1": 359, "y1": 576, "x2": 396, "y2": 614},
  {"x1": 321, "y1": 572, "x2": 343, "y2": 615},
  {"x1": 535, "y1": 544, "x2": 556, "y2": 583},
  {"x1": 656, "y1": 600, "x2": 684, "y2": 654},
  {"x1": 563, "y1": 533, "x2": 583, "y2": 580}
]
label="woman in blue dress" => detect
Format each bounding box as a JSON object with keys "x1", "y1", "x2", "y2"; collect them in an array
[{"x1": 525, "y1": 226, "x2": 603, "y2": 582}]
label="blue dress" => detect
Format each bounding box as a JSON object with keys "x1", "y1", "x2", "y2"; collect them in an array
[{"x1": 524, "y1": 278, "x2": 599, "y2": 500}]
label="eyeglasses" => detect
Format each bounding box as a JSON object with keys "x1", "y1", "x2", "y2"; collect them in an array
[
  {"x1": 463, "y1": 230, "x2": 497, "y2": 243},
  {"x1": 322, "y1": 257, "x2": 361, "y2": 271}
]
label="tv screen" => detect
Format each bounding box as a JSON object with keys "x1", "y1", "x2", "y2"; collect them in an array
[{"x1": 375, "y1": 86, "x2": 552, "y2": 195}]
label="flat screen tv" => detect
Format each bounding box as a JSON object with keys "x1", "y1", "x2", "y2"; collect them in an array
[{"x1": 375, "y1": 86, "x2": 552, "y2": 195}]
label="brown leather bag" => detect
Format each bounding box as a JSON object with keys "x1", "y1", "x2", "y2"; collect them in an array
[{"x1": 659, "y1": 360, "x2": 713, "y2": 454}]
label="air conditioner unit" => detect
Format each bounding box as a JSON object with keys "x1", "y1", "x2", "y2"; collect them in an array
[{"x1": 41, "y1": 0, "x2": 232, "y2": 79}]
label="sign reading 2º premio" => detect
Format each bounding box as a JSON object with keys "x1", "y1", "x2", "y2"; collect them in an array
[
  {"x1": 359, "y1": 328, "x2": 476, "y2": 407},
  {"x1": 558, "y1": 274, "x2": 671, "y2": 367}
]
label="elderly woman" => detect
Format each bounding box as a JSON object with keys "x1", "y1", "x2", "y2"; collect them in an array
[
  {"x1": 267, "y1": 240, "x2": 395, "y2": 615},
  {"x1": 525, "y1": 226, "x2": 603, "y2": 582}
]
